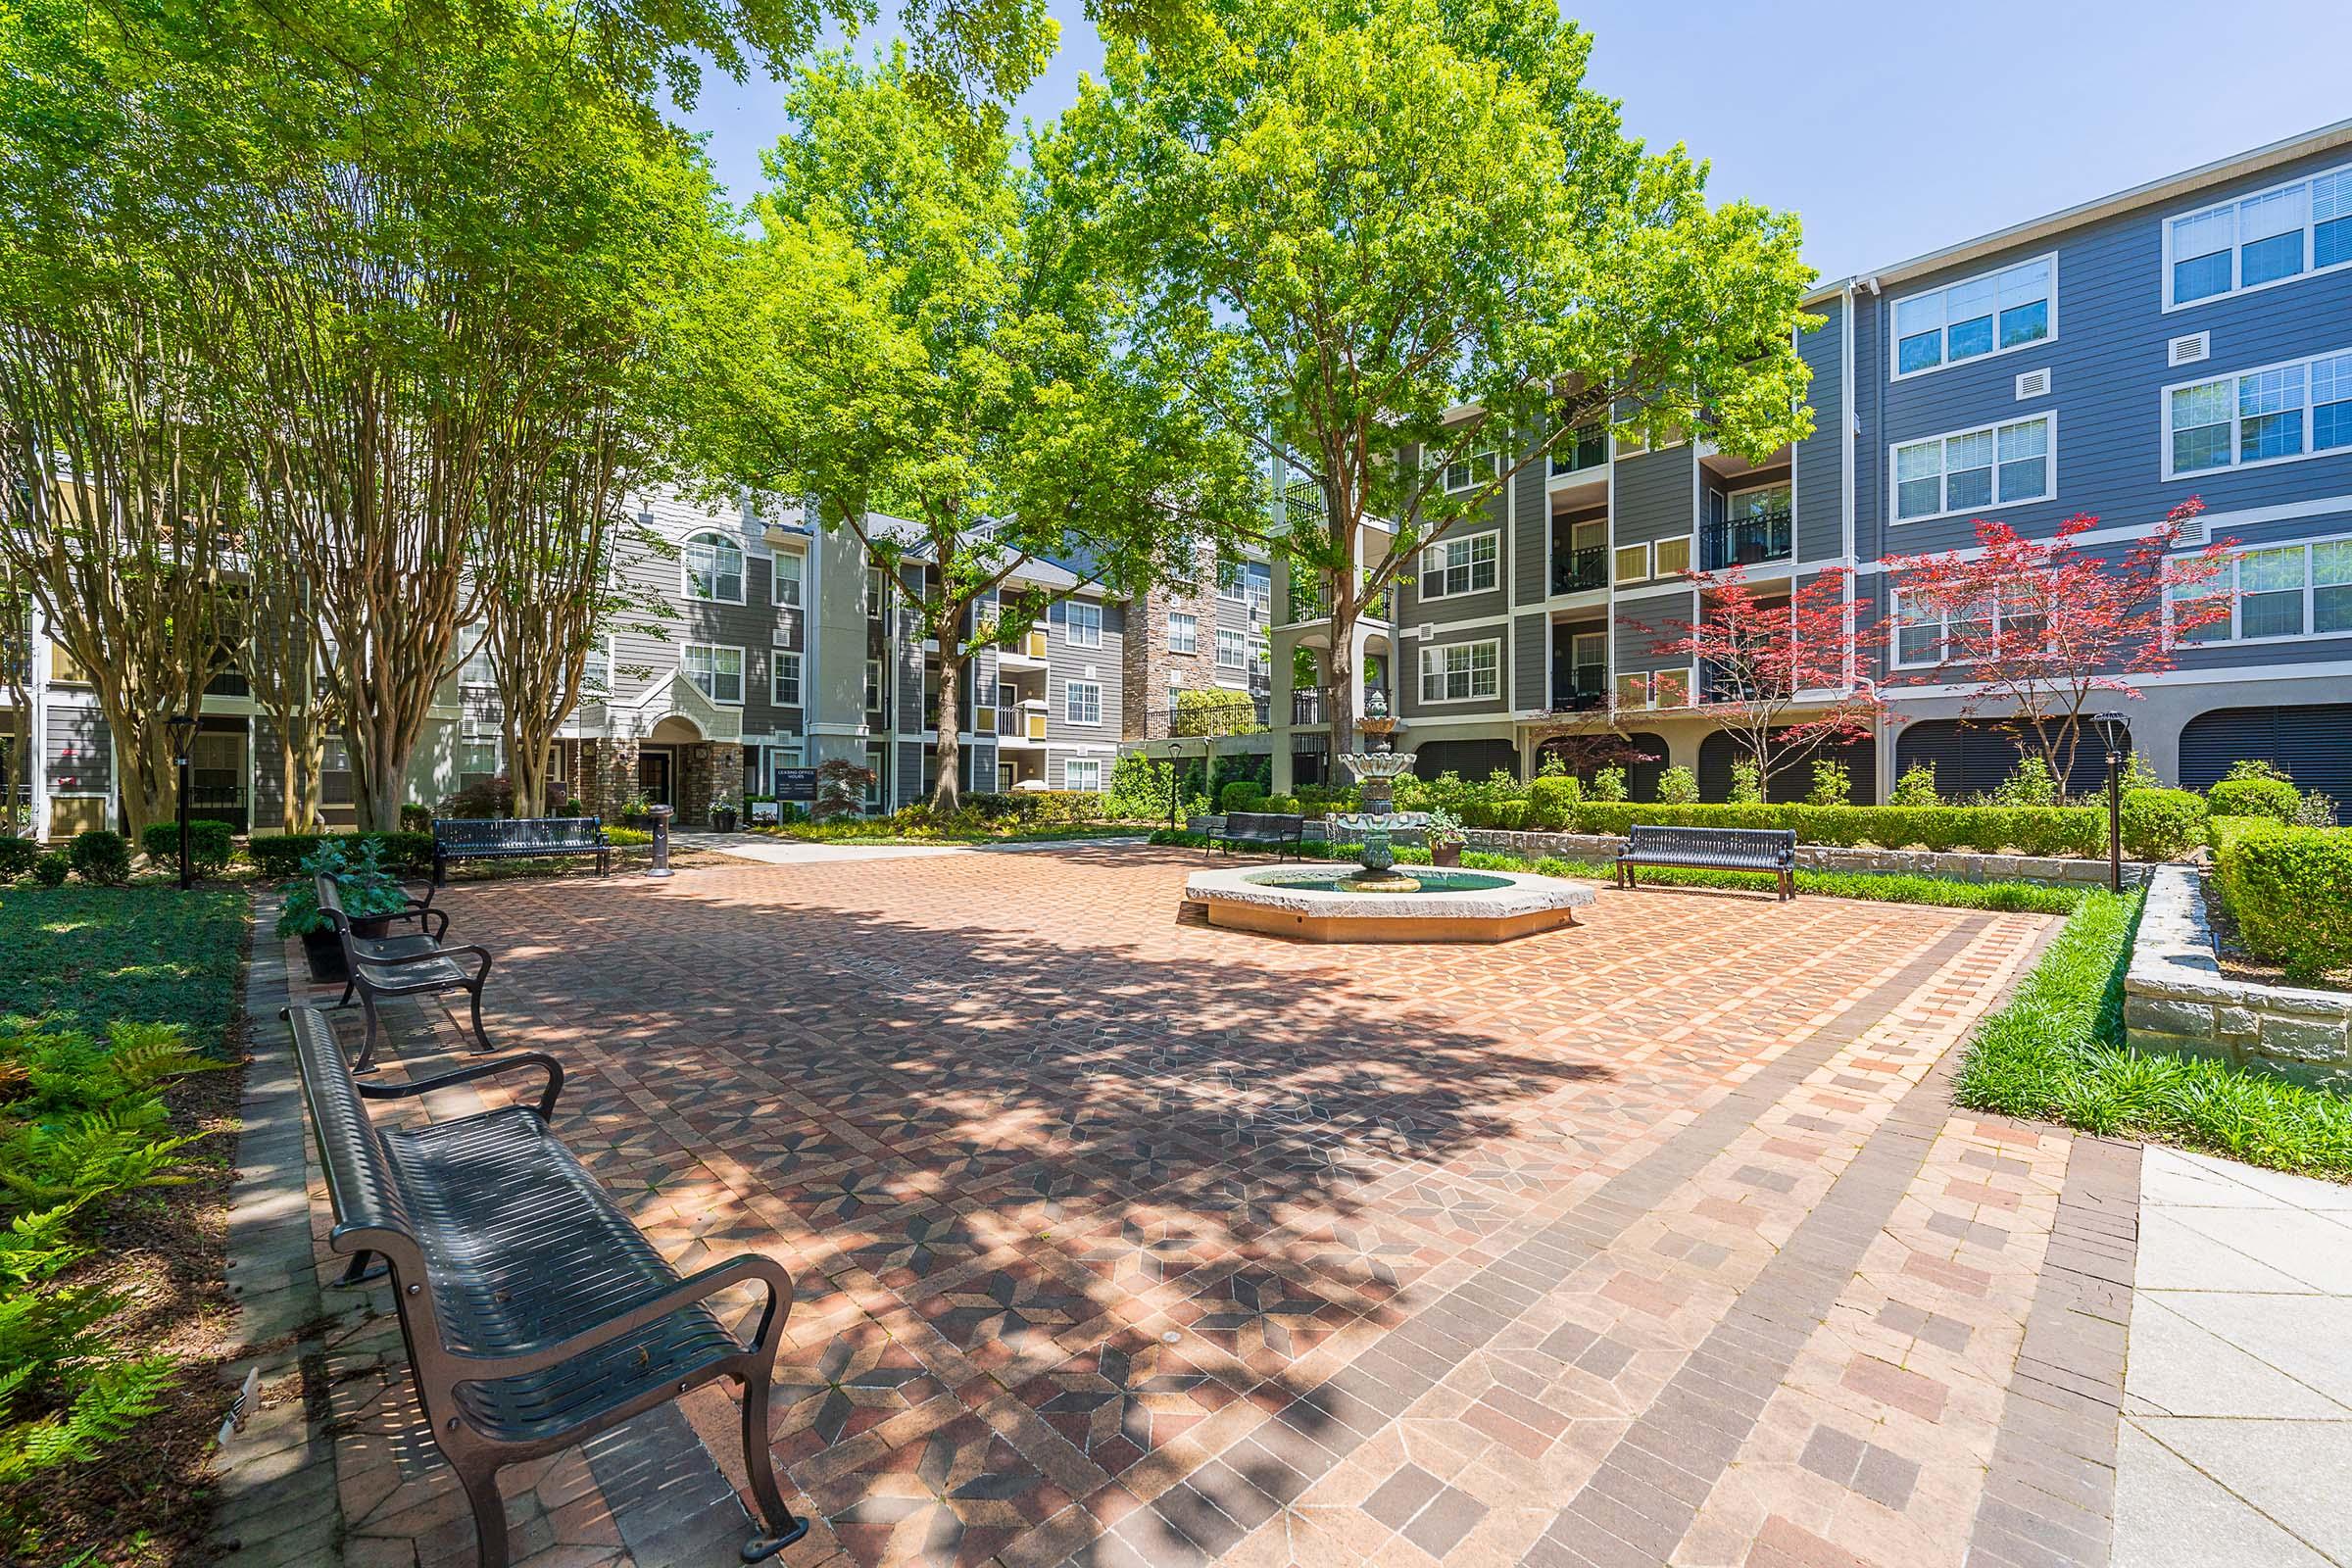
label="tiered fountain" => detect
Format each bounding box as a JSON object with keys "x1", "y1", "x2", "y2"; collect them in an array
[{"x1": 1183, "y1": 690, "x2": 1593, "y2": 942}]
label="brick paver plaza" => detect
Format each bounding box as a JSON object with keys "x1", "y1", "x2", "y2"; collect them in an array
[{"x1": 297, "y1": 846, "x2": 2143, "y2": 1568}]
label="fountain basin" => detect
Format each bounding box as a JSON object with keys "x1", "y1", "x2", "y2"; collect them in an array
[{"x1": 1185, "y1": 866, "x2": 1593, "y2": 944}]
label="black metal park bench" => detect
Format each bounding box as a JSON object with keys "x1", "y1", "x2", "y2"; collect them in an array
[
  {"x1": 431, "y1": 816, "x2": 610, "y2": 885},
  {"x1": 320, "y1": 874, "x2": 493, "y2": 1072},
  {"x1": 1616, "y1": 824, "x2": 1799, "y2": 902},
  {"x1": 1206, "y1": 811, "x2": 1306, "y2": 861},
  {"x1": 281, "y1": 1004, "x2": 808, "y2": 1568}
]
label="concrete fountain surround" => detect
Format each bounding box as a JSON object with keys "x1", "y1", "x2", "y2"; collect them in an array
[{"x1": 1184, "y1": 865, "x2": 1594, "y2": 944}]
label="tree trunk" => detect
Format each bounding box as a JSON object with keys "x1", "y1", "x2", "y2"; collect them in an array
[
  {"x1": 1323, "y1": 598, "x2": 1358, "y2": 767},
  {"x1": 510, "y1": 729, "x2": 553, "y2": 819},
  {"x1": 9, "y1": 723, "x2": 32, "y2": 838},
  {"x1": 929, "y1": 654, "x2": 962, "y2": 813}
]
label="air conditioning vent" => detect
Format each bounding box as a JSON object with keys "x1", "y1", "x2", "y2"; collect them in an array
[
  {"x1": 2170, "y1": 331, "x2": 2211, "y2": 368},
  {"x1": 2014, "y1": 367, "x2": 2052, "y2": 400}
]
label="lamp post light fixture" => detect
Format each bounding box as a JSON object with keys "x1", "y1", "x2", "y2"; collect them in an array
[
  {"x1": 166, "y1": 711, "x2": 198, "y2": 891},
  {"x1": 2089, "y1": 711, "x2": 2129, "y2": 894}
]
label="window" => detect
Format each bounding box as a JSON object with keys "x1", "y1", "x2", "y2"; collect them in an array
[
  {"x1": 1441, "y1": 450, "x2": 1499, "y2": 492},
  {"x1": 1169, "y1": 612, "x2": 1198, "y2": 655},
  {"x1": 865, "y1": 565, "x2": 887, "y2": 619},
  {"x1": 1066, "y1": 601, "x2": 1102, "y2": 648},
  {"x1": 1891, "y1": 414, "x2": 2052, "y2": 522},
  {"x1": 1418, "y1": 640, "x2": 1500, "y2": 703},
  {"x1": 1215, "y1": 627, "x2": 1245, "y2": 671},
  {"x1": 2164, "y1": 348, "x2": 2352, "y2": 477},
  {"x1": 1614, "y1": 670, "x2": 1650, "y2": 710},
  {"x1": 1064, "y1": 759, "x2": 1102, "y2": 792},
  {"x1": 683, "y1": 532, "x2": 744, "y2": 603},
  {"x1": 773, "y1": 551, "x2": 803, "y2": 609},
  {"x1": 1250, "y1": 637, "x2": 1270, "y2": 679},
  {"x1": 863, "y1": 658, "x2": 885, "y2": 718},
  {"x1": 1653, "y1": 535, "x2": 1692, "y2": 577},
  {"x1": 1613, "y1": 542, "x2": 1651, "y2": 584},
  {"x1": 772, "y1": 650, "x2": 802, "y2": 707},
  {"x1": 862, "y1": 742, "x2": 886, "y2": 808},
  {"x1": 459, "y1": 739, "x2": 499, "y2": 780},
  {"x1": 1064, "y1": 680, "x2": 1102, "y2": 724},
  {"x1": 1418, "y1": 530, "x2": 1499, "y2": 600},
  {"x1": 1888, "y1": 584, "x2": 2048, "y2": 667},
  {"x1": 1891, "y1": 256, "x2": 2054, "y2": 377},
  {"x1": 2165, "y1": 165, "x2": 2352, "y2": 308},
  {"x1": 580, "y1": 642, "x2": 611, "y2": 701},
  {"x1": 2169, "y1": 537, "x2": 2352, "y2": 644},
  {"x1": 458, "y1": 632, "x2": 497, "y2": 689},
  {"x1": 1216, "y1": 564, "x2": 1246, "y2": 603},
  {"x1": 682, "y1": 644, "x2": 744, "y2": 704}
]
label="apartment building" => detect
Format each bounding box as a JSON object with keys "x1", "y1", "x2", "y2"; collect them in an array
[
  {"x1": 1271, "y1": 118, "x2": 2352, "y2": 808},
  {"x1": 1121, "y1": 545, "x2": 1276, "y2": 754},
  {"x1": 0, "y1": 491, "x2": 1129, "y2": 838}
]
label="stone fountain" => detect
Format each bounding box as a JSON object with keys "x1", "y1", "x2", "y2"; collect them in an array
[{"x1": 1326, "y1": 690, "x2": 1427, "y2": 892}]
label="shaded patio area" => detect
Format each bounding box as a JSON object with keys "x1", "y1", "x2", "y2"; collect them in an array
[{"x1": 263, "y1": 845, "x2": 2127, "y2": 1568}]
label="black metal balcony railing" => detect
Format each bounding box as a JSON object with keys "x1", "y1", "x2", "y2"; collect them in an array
[
  {"x1": 1549, "y1": 665, "x2": 1608, "y2": 711},
  {"x1": 1292, "y1": 685, "x2": 1331, "y2": 727},
  {"x1": 1551, "y1": 545, "x2": 1606, "y2": 595},
  {"x1": 205, "y1": 667, "x2": 251, "y2": 699},
  {"x1": 1700, "y1": 506, "x2": 1794, "y2": 572},
  {"x1": 1168, "y1": 695, "x2": 1270, "y2": 737},
  {"x1": 1549, "y1": 423, "x2": 1607, "y2": 477},
  {"x1": 1699, "y1": 662, "x2": 1757, "y2": 704}
]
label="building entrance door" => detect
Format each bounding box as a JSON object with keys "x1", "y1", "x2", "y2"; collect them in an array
[{"x1": 636, "y1": 750, "x2": 673, "y2": 806}]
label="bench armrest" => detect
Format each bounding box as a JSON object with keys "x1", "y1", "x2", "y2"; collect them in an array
[
  {"x1": 358, "y1": 1052, "x2": 564, "y2": 1120},
  {"x1": 442, "y1": 1252, "x2": 795, "y2": 1381},
  {"x1": 359, "y1": 942, "x2": 493, "y2": 981}
]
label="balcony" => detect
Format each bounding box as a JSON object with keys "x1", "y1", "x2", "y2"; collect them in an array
[
  {"x1": 1548, "y1": 665, "x2": 1608, "y2": 711},
  {"x1": 1698, "y1": 661, "x2": 1756, "y2": 704},
  {"x1": 1551, "y1": 545, "x2": 1606, "y2": 595},
  {"x1": 1169, "y1": 693, "x2": 1269, "y2": 737},
  {"x1": 1283, "y1": 578, "x2": 1325, "y2": 624},
  {"x1": 1289, "y1": 684, "x2": 1389, "y2": 727},
  {"x1": 1548, "y1": 423, "x2": 1607, "y2": 478},
  {"x1": 205, "y1": 667, "x2": 251, "y2": 699},
  {"x1": 1700, "y1": 506, "x2": 1793, "y2": 572}
]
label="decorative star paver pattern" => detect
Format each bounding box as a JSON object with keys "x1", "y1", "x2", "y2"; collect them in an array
[{"x1": 285, "y1": 846, "x2": 2141, "y2": 1568}]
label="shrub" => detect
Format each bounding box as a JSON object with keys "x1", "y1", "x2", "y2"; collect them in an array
[
  {"x1": 0, "y1": 836, "x2": 38, "y2": 880},
  {"x1": 1590, "y1": 766, "x2": 1627, "y2": 803},
  {"x1": 138, "y1": 819, "x2": 235, "y2": 879},
  {"x1": 1105, "y1": 753, "x2": 1176, "y2": 821},
  {"x1": 68, "y1": 830, "x2": 131, "y2": 886},
  {"x1": 1889, "y1": 764, "x2": 1941, "y2": 807},
  {"x1": 1525, "y1": 775, "x2": 1581, "y2": 830},
  {"x1": 2121, "y1": 788, "x2": 2208, "y2": 861},
  {"x1": 1727, "y1": 760, "x2": 1761, "y2": 804},
  {"x1": 1218, "y1": 780, "x2": 1268, "y2": 814},
  {"x1": 33, "y1": 853, "x2": 68, "y2": 889},
  {"x1": 2297, "y1": 792, "x2": 2343, "y2": 828},
  {"x1": 562, "y1": 797, "x2": 586, "y2": 816},
  {"x1": 1492, "y1": 802, "x2": 1529, "y2": 829},
  {"x1": 2216, "y1": 823, "x2": 2352, "y2": 982},
  {"x1": 2225, "y1": 759, "x2": 2295, "y2": 783},
  {"x1": 438, "y1": 773, "x2": 513, "y2": 820},
  {"x1": 2208, "y1": 775, "x2": 2300, "y2": 823},
  {"x1": 1806, "y1": 759, "x2": 1851, "y2": 807},
  {"x1": 603, "y1": 826, "x2": 652, "y2": 847},
  {"x1": 245, "y1": 831, "x2": 435, "y2": 880},
  {"x1": 1657, "y1": 765, "x2": 1699, "y2": 805},
  {"x1": 1995, "y1": 757, "x2": 2058, "y2": 808},
  {"x1": 2119, "y1": 751, "x2": 2165, "y2": 792},
  {"x1": 273, "y1": 838, "x2": 414, "y2": 938},
  {"x1": 399, "y1": 804, "x2": 433, "y2": 832}
]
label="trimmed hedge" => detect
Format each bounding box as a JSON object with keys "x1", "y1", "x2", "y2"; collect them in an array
[
  {"x1": 961, "y1": 791, "x2": 1105, "y2": 825},
  {"x1": 0, "y1": 836, "x2": 38, "y2": 880},
  {"x1": 1560, "y1": 802, "x2": 2108, "y2": 858},
  {"x1": 68, "y1": 829, "x2": 132, "y2": 885},
  {"x1": 247, "y1": 831, "x2": 435, "y2": 879},
  {"x1": 2120, "y1": 789, "x2": 2208, "y2": 862},
  {"x1": 139, "y1": 818, "x2": 236, "y2": 878},
  {"x1": 2215, "y1": 823, "x2": 2352, "y2": 982},
  {"x1": 2207, "y1": 775, "x2": 2301, "y2": 823}
]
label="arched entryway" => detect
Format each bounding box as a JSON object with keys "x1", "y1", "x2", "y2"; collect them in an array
[
  {"x1": 2180, "y1": 704, "x2": 2350, "y2": 822},
  {"x1": 1698, "y1": 729, "x2": 1879, "y2": 805},
  {"x1": 1892, "y1": 719, "x2": 2121, "y2": 802},
  {"x1": 1532, "y1": 731, "x2": 1669, "y2": 802}
]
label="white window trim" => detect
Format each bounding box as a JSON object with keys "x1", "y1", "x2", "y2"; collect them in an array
[
  {"x1": 681, "y1": 531, "x2": 747, "y2": 606},
  {"x1": 1614, "y1": 541, "x2": 1653, "y2": 585},
  {"x1": 1065, "y1": 601, "x2": 1103, "y2": 648},
  {"x1": 682, "y1": 642, "x2": 746, "y2": 706},
  {"x1": 1888, "y1": 411, "x2": 2058, "y2": 526},
  {"x1": 1062, "y1": 759, "x2": 1104, "y2": 792},
  {"x1": 1416, "y1": 638, "x2": 1503, "y2": 705},
  {"x1": 2161, "y1": 531, "x2": 2352, "y2": 649},
  {"x1": 1652, "y1": 534, "x2": 1694, "y2": 578},
  {"x1": 863, "y1": 657, "x2": 886, "y2": 715},
  {"x1": 1887, "y1": 252, "x2": 2060, "y2": 382},
  {"x1": 2159, "y1": 344, "x2": 2352, "y2": 481},
  {"x1": 1418, "y1": 528, "x2": 1501, "y2": 602},
  {"x1": 1214, "y1": 627, "x2": 1246, "y2": 671},
  {"x1": 1063, "y1": 679, "x2": 1102, "y2": 725},
  {"x1": 2161, "y1": 160, "x2": 2352, "y2": 313},
  {"x1": 771, "y1": 649, "x2": 803, "y2": 707},
  {"x1": 1168, "y1": 612, "x2": 1199, "y2": 656},
  {"x1": 1441, "y1": 450, "x2": 1500, "y2": 494},
  {"x1": 772, "y1": 550, "x2": 805, "y2": 609}
]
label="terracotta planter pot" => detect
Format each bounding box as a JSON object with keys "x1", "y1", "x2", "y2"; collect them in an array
[{"x1": 1430, "y1": 840, "x2": 1463, "y2": 868}]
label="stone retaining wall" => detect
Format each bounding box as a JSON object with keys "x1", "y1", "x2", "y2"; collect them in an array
[
  {"x1": 2125, "y1": 865, "x2": 2352, "y2": 1087},
  {"x1": 1188, "y1": 816, "x2": 2146, "y2": 889}
]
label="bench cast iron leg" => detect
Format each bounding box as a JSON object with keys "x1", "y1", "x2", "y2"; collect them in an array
[
  {"x1": 354, "y1": 993, "x2": 382, "y2": 1074},
  {"x1": 466, "y1": 984, "x2": 493, "y2": 1054},
  {"x1": 739, "y1": 1372, "x2": 809, "y2": 1560},
  {"x1": 455, "y1": 1461, "x2": 512, "y2": 1568}
]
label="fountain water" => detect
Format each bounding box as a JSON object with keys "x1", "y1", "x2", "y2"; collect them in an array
[{"x1": 1328, "y1": 690, "x2": 1427, "y2": 892}]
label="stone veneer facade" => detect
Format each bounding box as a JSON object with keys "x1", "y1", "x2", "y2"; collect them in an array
[
  {"x1": 1122, "y1": 563, "x2": 1223, "y2": 743},
  {"x1": 2125, "y1": 865, "x2": 2352, "y2": 1087}
]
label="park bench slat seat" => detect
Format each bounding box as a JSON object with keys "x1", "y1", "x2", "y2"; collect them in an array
[
  {"x1": 1616, "y1": 824, "x2": 1798, "y2": 902},
  {"x1": 282, "y1": 1004, "x2": 807, "y2": 1568},
  {"x1": 432, "y1": 816, "x2": 610, "y2": 884},
  {"x1": 320, "y1": 873, "x2": 494, "y2": 1072},
  {"x1": 1206, "y1": 811, "x2": 1305, "y2": 861}
]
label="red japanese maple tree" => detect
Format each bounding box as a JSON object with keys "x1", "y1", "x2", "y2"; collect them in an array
[
  {"x1": 1644, "y1": 566, "x2": 1881, "y2": 803},
  {"x1": 1880, "y1": 500, "x2": 2232, "y2": 795}
]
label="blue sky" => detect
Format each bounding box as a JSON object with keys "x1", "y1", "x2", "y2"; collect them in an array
[{"x1": 674, "y1": 0, "x2": 2352, "y2": 283}]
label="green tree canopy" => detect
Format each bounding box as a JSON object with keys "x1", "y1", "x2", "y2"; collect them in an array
[
  {"x1": 1046, "y1": 0, "x2": 1819, "y2": 753},
  {"x1": 687, "y1": 48, "x2": 1260, "y2": 810}
]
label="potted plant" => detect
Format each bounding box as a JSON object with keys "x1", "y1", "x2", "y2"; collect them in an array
[
  {"x1": 1424, "y1": 808, "x2": 1467, "y2": 868},
  {"x1": 711, "y1": 801, "x2": 739, "y2": 832},
  {"x1": 619, "y1": 795, "x2": 652, "y2": 829},
  {"x1": 275, "y1": 840, "x2": 414, "y2": 982}
]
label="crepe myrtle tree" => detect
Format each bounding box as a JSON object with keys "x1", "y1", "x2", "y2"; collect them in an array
[
  {"x1": 1881, "y1": 500, "x2": 2232, "y2": 796},
  {"x1": 687, "y1": 49, "x2": 1260, "y2": 812},
  {"x1": 1046, "y1": 0, "x2": 1819, "y2": 761},
  {"x1": 1643, "y1": 565, "x2": 1881, "y2": 805}
]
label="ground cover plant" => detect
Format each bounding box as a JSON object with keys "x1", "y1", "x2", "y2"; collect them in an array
[
  {"x1": 0, "y1": 884, "x2": 248, "y2": 1561},
  {"x1": 1955, "y1": 890, "x2": 2352, "y2": 1176}
]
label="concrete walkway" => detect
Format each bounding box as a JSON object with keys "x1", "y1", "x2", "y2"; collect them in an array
[{"x1": 2116, "y1": 1146, "x2": 2352, "y2": 1567}]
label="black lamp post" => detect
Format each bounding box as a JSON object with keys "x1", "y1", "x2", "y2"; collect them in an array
[
  {"x1": 167, "y1": 712, "x2": 197, "y2": 890},
  {"x1": 1164, "y1": 738, "x2": 1188, "y2": 836},
  {"x1": 2089, "y1": 711, "x2": 2128, "y2": 894}
]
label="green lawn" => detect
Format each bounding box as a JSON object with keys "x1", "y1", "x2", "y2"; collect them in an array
[
  {"x1": 0, "y1": 885, "x2": 248, "y2": 1051},
  {"x1": 1954, "y1": 890, "x2": 2352, "y2": 1177}
]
